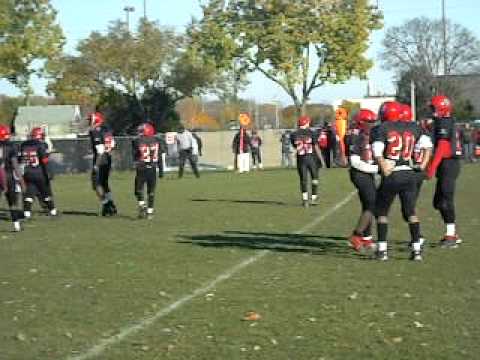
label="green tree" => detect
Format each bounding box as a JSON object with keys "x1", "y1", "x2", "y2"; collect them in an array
[
  {"x1": 47, "y1": 19, "x2": 216, "y2": 132},
  {"x1": 189, "y1": 0, "x2": 382, "y2": 114},
  {"x1": 0, "y1": 0, "x2": 64, "y2": 98},
  {"x1": 381, "y1": 17, "x2": 480, "y2": 76}
]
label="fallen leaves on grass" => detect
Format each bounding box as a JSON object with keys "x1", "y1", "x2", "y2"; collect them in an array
[
  {"x1": 414, "y1": 321, "x2": 425, "y2": 328},
  {"x1": 242, "y1": 311, "x2": 261, "y2": 321},
  {"x1": 348, "y1": 292, "x2": 358, "y2": 300}
]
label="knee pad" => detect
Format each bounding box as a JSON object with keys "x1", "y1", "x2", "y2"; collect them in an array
[{"x1": 24, "y1": 197, "x2": 34, "y2": 203}]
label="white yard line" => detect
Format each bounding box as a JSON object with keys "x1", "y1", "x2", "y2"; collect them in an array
[{"x1": 67, "y1": 190, "x2": 357, "y2": 360}]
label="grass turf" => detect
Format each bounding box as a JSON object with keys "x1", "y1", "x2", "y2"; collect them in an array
[{"x1": 0, "y1": 165, "x2": 479, "y2": 359}]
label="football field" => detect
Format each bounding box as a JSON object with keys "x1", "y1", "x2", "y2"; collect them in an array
[{"x1": 1, "y1": 166, "x2": 479, "y2": 360}]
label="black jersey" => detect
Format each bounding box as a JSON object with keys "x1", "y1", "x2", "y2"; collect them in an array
[
  {"x1": 432, "y1": 117, "x2": 462, "y2": 158},
  {"x1": 20, "y1": 139, "x2": 48, "y2": 173},
  {"x1": 347, "y1": 128, "x2": 374, "y2": 164},
  {"x1": 89, "y1": 126, "x2": 115, "y2": 164},
  {"x1": 290, "y1": 128, "x2": 318, "y2": 157},
  {"x1": 0, "y1": 141, "x2": 18, "y2": 172},
  {"x1": 132, "y1": 136, "x2": 160, "y2": 168},
  {"x1": 372, "y1": 121, "x2": 423, "y2": 168}
]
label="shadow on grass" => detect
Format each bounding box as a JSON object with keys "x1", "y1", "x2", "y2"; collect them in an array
[
  {"x1": 191, "y1": 198, "x2": 287, "y2": 206},
  {"x1": 178, "y1": 230, "x2": 360, "y2": 258}
]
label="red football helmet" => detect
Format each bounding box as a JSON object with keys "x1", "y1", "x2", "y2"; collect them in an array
[
  {"x1": 138, "y1": 123, "x2": 155, "y2": 137},
  {"x1": 0, "y1": 125, "x2": 11, "y2": 141},
  {"x1": 353, "y1": 109, "x2": 377, "y2": 131},
  {"x1": 297, "y1": 115, "x2": 311, "y2": 128},
  {"x1": 379, "y1": 101, "x2": 402, "y2": 122},
  {"x1": 30, "y1": 127, "x2": 45, "y2": 140},
  {"x1": 430, "y1": 95, "x2": 452, "y2": 118},
  {"x1": 399, "y1": 104, "x2": 413, "y2": 122},
  {"x1": 89, "y1": 112, "x2": 105, "y2": 127}
]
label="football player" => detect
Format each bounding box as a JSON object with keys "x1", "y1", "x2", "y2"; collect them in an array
[
  {"x1": 88, "y1": 112, "x2": 118, "y2": 216},
  {"x1": 347, "y1": 109, "x2": 378, "y2": 252},
  {"x1": 426, "y1": 95, "x2": 462, "y2": 248},
  {"x1": 372, "y1": 101, "x2": 433, "y2": 261},
  {"x1": 132, "y1": 123, "x2": 161, "y2": 219},
  {"x1": 20, "y1": 127, "x2": 58, "y2": 219},
  {"x1": 0, "y1": 125, "x2": 25, "y2": 231},
  {"x1": 399, "y1": 106, "x2": 432, "y2": 247},
  {"x1": 290, "y1": 115, "x2": 322, "y2": 207}
]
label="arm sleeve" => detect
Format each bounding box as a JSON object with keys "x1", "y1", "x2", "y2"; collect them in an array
[
  {"x1": 426, "y1": 139, "x2": 452, "y2": 178},
  {"x1": 350, "y1": 155, "x2": 379, "y2": 173}
]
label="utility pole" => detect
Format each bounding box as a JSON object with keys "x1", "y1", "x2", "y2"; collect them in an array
[
  {"x1": 143, "y1": 0, "x2": 147, "y2": 20},
  {"x1": 124, "y1": 6, "x2": 135, "y2": 32},
  {"x1": 442, "y1": 0, "x2": 447, "y2": 75},
  {"x1": 410, "y1": 80, "x2": 416, "y2": 122}
]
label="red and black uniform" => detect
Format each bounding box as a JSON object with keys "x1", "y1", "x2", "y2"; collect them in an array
[
  {"x1": 291, "y1": 128, "x2": 319, "y2": 196},
  {"x1": 20, "y1": 139, "x2": 55, "y2": 214},
  {"x1": 318, "y1": 126, "x2": 330, "y2": 168},
  {"x1": 428, "y1": 118, "x2": 462, "y2": 225},
  {"x1": 250, "y1": 133, "x2": 262, "y2": 167},
  {"x1": 0, "y1": 141, "x2": 23, "y2": 223},
  {"x1": 412, "y1": 128, "x2": 432, "y2": 200},
  {"x1": 346, "y1": 127, "x2": 377, "y2": 237},
  {"x1": 89, "y1": 125, "x2": 117, "y2": 215},
  {"x1": 373, "y1": 121, "x2": 424, "y2": 221},
  {"x1": 132, "y1": 136, "x2": 161, "y2": 210}
]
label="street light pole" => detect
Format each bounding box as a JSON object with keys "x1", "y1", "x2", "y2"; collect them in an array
[
  {"x1": 123, "y1": 6, "x2": 135, "y2": 32},
  {"x1": 442, "y1": 0, "x2": 447, "y2": 75},
  {"x1": 144, "y1": 0, "x2": 147, "y2": 20}
]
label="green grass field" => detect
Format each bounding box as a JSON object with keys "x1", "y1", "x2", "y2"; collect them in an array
[{"x1": 1, "y1": 165, "x2": 479, "y2": 360}]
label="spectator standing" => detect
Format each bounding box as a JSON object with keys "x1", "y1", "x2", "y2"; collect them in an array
[
  {"x1": 280, "y1": 130, "x2": 294, "y2": 168},
  {"x1": 232, "y1": 126, "x2": 251, "y2": 173},
  {"x1": 176, "y1": 125, "x2": 200, "y2": 178},
  {"x1": 250, "y1": 129, "x2": 263, "y2": 169},
  {"x1": 462, "y1": 123, "x2": 474, "y2": 162}
]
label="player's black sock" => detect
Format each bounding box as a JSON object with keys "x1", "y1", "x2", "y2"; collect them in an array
[
  {"x1": 409, "y1": 222, "x2": 421, "y2": 243},
  {"x1": 148, "y1": 193, "x2": 155, "y2": 209},
  {"x1": 377, "y1": 223, "x2": 388, "y2": 243}
]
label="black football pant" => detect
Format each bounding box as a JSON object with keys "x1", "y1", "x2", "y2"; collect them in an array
[
  {"x1": 91, "y1": 163, "x2": 111, "y2": 194},
  {"x1": 376, "y1": 170, "x2": 418, "y2": 221},
  {"x1": 297, "y1": 155, "x2": 319, "y2": 194},
  {"x1": 1, "y1": 172, "x2": 22, "y2": 222},
  {"x1": 178, "y1": 149, "x2": 200, "y2": 178},
  {"x1": 376, "y1": 170, "x2": 421, "y2": 245},
  {"x1": 251, "y1": 149, "x2": 262, "y2": 166},
  {"x1": 433, "y1": 159, "x2": 460, "y2": 224},
  {"x1": 350, "y1": 169, "x2": 376, "y2": 237},
  {"x1": 414, "y1": 171, "x2": 426, "y2": 201},
  {"x1": 23, "y1": 170, "x2": 55, "y2": 212},
  {"x1": 321, "y1": 148, "x2": 331, "y2": 168},
  {"x1": 135, "y1": 167, "x2": 157, "y2": 208}
]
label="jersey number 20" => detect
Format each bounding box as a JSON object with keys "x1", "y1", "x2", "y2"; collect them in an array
[{"x1": 386, "y1": 131, "x2": 415, "y2": 160}]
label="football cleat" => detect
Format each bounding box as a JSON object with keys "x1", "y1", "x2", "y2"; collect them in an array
[
  {"x1": 362, "y1": 236, "x2": 376, "y2": 251},
  {"x1": 13, "y1": 221, "x2": 21, "y2": 232},
  {"x1": 109, "y1": 201, "x2": 118, "y2": 215},
  {"x1": 310, "y1": 198, "x2": 319, "y2": 206},
  {"x1": 349, "y1": 234, "x2": 364, "y2": 252},
  {"x1": 138, "y1": 206, "x2": 147, "y2": 219},
  {"x1": 375, "y1": 250, "x2": 388, "y2": 261},
  {"x1": 440, "y1": 235, "x2": 460, "y2": 249},
  {"x1": 302, "y1": 200, "x2": 309, "y2": 208},
  {"x1": 410, "y1": 251, "x2": 423, "y2": 261}
]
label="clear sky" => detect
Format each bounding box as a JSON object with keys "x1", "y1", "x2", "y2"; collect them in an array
[{"x1": 1, "y1": 0, "x2": 479, "y2": 105}]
